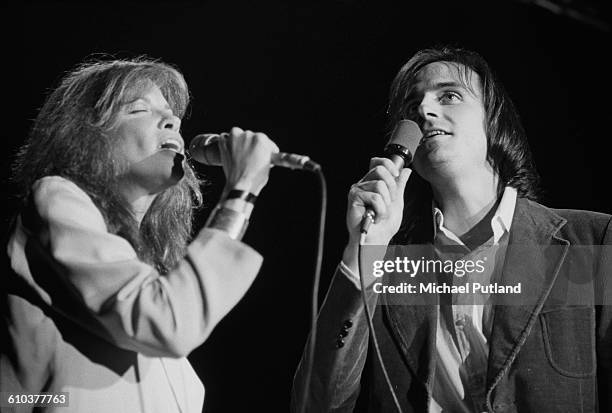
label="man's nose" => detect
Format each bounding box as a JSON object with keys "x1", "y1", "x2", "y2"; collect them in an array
[{"x1": 418, "y1": 99, "x2": 440, "y2": 120}]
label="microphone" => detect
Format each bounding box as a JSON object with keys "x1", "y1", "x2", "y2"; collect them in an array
[
  {"x1": 189, "y1": 133, "x2": 320, "y2": 171},
  {"x1": 360, "y1": 119, "x2": 423, "y2": 233}
]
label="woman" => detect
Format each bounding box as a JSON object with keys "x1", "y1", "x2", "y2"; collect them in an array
[{"x1": 1, "y1": 57, "x2": 278, "y2": 412}]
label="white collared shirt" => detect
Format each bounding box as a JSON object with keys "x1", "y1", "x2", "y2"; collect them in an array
[
  {"x1": 432, "y1": 186, "x2": 516, "y2": 246},
  {"x1": 430, "y1": 186, "x2": 517, "y2": 413}
]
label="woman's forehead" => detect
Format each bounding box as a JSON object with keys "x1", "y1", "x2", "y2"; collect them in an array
[{"x1": 121, "y1": 79, "x2": 158, "y2": 102}]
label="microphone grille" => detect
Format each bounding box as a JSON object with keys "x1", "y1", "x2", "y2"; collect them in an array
[{"x1": 387, "y1": 120, "x2": 422, "y2": 155}]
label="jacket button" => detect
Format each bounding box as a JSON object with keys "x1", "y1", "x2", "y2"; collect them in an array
[
  {"x1": 343, "y1": 320, "x2": 353, "y2": 329},
  {"x1": 339, "y1": 329, "x2": 349, "y2": 338},
  {"x1": 336, "y1": 339, "x2": 345, "y2": 348}
]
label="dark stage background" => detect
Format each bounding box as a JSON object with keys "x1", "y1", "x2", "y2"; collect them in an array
[{"x1": 3, "y1": 1, "x2": 611, "y2": 412}]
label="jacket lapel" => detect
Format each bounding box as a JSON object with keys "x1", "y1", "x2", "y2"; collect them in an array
[
  {"x1": 384, "y1": 210, "x2": 438, "y2": 391},
  {"x1": 486, "y1": 198, "x2": 569, "y2": 392},
  {"x1": 384, "y1": 298, "x2": 438, "y2": 390}
]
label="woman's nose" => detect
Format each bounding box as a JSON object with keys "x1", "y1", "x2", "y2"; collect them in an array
[{"x1": 161, "y1": 113, "x2": 181, "y2": 131}]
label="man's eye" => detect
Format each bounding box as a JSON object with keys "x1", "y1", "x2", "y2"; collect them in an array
[{"x1": 440, "y1": 91, "x2": 461, "y2": 102}]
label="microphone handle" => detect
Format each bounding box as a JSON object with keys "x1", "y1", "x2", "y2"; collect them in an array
[
  {"x1": 359, "y1": 153, "x2": 410, "y2": 234},
  {"x1": 360, "y1": 209, "x2": 376, "y2": 234},
  {"x1": 189, "y1": 134, "x2": 320, "y2": 171},
  {"x1": 272, "y1": 153, "x2": 318, "y2": 171}
]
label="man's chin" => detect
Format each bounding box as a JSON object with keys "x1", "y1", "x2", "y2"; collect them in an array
[{"x1": 413, "y1": 155, "x2": 460, "y2": 181}]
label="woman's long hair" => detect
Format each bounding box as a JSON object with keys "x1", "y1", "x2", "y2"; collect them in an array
[
  {"x1": 12, "y1": 57, "x2": 203, "y2": 273},
  {"x1": 387, "y1": 47, "x2": 540, "y2": 243}
]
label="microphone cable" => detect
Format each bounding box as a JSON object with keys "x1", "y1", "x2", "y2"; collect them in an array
[
  {"x1": 297, "y1": 170, "x2": 403, "y2": 413},
  {"x1": 358, "y1": 229, "x2": 404, "y2": 413},
  {"x1": 297, "y1": 165, "x2": 327, "y2": 413}
]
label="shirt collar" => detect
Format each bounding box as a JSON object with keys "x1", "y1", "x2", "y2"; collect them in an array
[{"x1": 432, "y1": 186, "x2": 517, "y2": 245}]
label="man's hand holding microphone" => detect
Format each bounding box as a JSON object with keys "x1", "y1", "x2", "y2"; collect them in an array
[{"x1": 342, "y1": 120, "x2": 422, "y2": 280}]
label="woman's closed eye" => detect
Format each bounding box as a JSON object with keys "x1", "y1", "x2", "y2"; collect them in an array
[{"x1": 128, "y1": 105, "x2": 149, "y2": 114}]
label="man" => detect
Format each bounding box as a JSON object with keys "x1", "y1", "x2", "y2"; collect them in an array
[{"x1": 292, "y1": 47, "x2": 611, "y2": 412}]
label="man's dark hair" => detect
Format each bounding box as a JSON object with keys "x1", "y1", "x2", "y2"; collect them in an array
[{"x1": 387, "y1": 46, "x2": 540, "y2": 242}]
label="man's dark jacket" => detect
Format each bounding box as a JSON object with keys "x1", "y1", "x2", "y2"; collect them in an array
[{"x1": 292, "y1": 198, "x2": 612, "y2": 413}]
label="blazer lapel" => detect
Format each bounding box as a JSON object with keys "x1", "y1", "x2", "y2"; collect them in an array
[
  {"x1": 384, "y1": 213, "x2": 438, "y2": 391},
  {"x1": 486, "y1": 199, "x2": 569, "y2": 392},
  {"x1": 384, "y1": 299, "x2": 438, "y2": 390}
]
